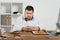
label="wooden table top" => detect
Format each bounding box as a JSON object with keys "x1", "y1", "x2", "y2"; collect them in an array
[{"x1": 0, "y1": 31, "x2": 60, "y2": 40}]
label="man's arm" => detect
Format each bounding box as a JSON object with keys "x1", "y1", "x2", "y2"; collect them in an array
[
  {"x1": 29, "y1": 26, "x2": 40, "y2": 31},
  {"x1": 22, "y1": 26, "x2": 40, "y2": 31}
]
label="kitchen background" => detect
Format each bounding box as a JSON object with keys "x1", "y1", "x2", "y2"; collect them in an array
[{"x1": 0, "y1": 0, "x2": 60, "y2": 31}]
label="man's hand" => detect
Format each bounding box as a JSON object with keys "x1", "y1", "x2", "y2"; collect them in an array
[
  {"x1": 22, "y1": 26, "x2": 40, "y2": 31},
  {"x1": 30, "y1": 27, "x2": 40, "y2": 31}
]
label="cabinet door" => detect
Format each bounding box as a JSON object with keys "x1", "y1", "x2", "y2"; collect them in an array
[
  {"x1": 6, "y1": 15, "x2": 11, "y2": 25},
  {"x1": 1, "y1": 15, "x2": 11, "y2": 26},
  {"x1": 1, "y1": 15, "x2": 6, "y2": 25}
]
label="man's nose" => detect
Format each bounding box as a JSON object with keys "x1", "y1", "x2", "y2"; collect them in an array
[{"x1": 28, "y1": 14, "x2": 30, "y2": 15}]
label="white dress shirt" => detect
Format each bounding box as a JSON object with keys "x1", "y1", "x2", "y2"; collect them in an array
[{"x1": 12, "y1": 16, "x2": 40, "y2": 32}]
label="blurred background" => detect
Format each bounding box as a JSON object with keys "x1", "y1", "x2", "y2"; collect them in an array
[{"x1": 0, "y1": 0, "x2": 60, "y2": 31}]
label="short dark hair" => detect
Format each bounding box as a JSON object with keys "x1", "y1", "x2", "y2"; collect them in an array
[{"x1": 25, "y1": 6, "x2": 34, "y2": 12}]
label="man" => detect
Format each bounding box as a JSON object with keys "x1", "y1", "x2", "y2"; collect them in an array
[{"x1": 12, "y1": 6, "x2": 40, "y2": 32}]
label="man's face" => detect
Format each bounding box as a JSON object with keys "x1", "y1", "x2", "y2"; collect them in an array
[{"x1": 25, "y1": 10, "x2": 34, "y2": 20}]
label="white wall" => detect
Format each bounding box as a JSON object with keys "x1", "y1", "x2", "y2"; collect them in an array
[
  {"x1": 0, "y1": 0, "x2": 60, "y2": 30},
  {"x1": 39, "y1": 0, "x2": 60, "y2": 30}
]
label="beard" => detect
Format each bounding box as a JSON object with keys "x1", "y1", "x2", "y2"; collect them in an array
[
  {"x1": 26, "y1": 17, "x2": 32, "y2": 20},
  {"x1": 25, "y1": 17, "x2": 33, "y2": 21}
]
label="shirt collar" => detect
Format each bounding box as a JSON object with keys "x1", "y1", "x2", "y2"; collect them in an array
[{"x1": 24, "y1": 17, "x2": 34, "y2": 21}]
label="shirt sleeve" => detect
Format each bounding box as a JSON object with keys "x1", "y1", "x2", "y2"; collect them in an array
[
  {"x1": 11, "y1": 16, "x2": 23, "y2": 32},
  {"x1": 34, "y1": 19, "x2": 46, "y2": 30}
]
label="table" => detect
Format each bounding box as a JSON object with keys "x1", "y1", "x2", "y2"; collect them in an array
[{"x1": 0, "y1": 32, "x2": 60, "y2": 40}]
